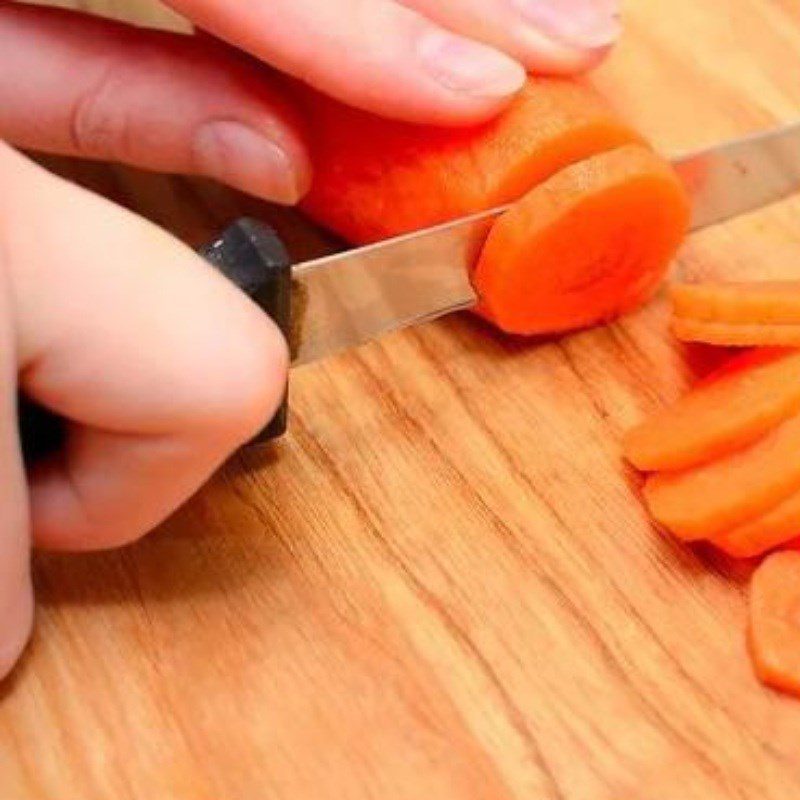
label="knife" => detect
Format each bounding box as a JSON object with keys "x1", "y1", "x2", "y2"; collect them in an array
[{"x1": 19, "y1": 120, "x2": 800, "y2": 457}]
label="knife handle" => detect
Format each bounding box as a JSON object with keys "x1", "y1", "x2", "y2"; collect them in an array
[
  {"x1": 19, "y1": 218, "x2": 292, "y2": 465},
  {"x1": 198, "y1": 218, "x2": 292, "y2": 443}
]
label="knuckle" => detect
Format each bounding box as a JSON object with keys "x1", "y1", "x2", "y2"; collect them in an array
[{"x1": 69, "y1": 61, "x2": 132, "y2": 161}]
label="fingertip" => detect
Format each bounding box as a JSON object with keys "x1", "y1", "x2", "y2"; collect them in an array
[
  {"x1": 222, "y1": 311, "x2": 290, "y2": 446},
  {"x1": 193, "y1": 120, "x2": 312, "y2": 204},
  {"x1": 414, "y1": 28, "x2": 527, "y2": 121}
]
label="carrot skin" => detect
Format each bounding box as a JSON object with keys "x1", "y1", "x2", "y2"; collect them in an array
[
  {"x1": 299, "y1": 78, "x2": 644, "y2": 244},
  {"x1": 714, "y1": 492, "x2": 800, "y2": 558},
  {"x1": 673, "y1": 318, "x2": 800, "y2": 347},
  {"x1": 672, "y1": 281, "x2": 800, "y2": 325}
]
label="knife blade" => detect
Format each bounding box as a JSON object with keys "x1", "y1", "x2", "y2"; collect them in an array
[
  {"x1": 291, "y1": 119, "x2": 800, "y2": 365},
  {"x1": 18, "y1": 121, "x2": 800, "y2": 459}
]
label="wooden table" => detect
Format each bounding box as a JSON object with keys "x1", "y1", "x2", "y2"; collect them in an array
[{"x1": 4, "y1": 1, "x2": 800, "y2": 797}]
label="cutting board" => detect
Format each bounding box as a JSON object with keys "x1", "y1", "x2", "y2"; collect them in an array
[{"x1": 3, "y1": 1, "x2": 800, "y2": 798}]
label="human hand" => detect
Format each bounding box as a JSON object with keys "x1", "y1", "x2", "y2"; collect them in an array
[
  {"x1": 0, "y1": 0, "x2": 620, "y2": 675},
  {"x1": 0, "y1": 142, "x2": 287, "y2": 675},
  {"x1": 1, "y1": 0, "x2": 621, "y2": 202}
]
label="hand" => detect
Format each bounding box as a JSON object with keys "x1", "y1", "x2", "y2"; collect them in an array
[
  {"x1": 0, "y1": 0, "x2": 621, "y2": 202},
  {"x1": 0, "y1": 142, "x2": 287, "y2": 675},
  {"x1": 0, "y1": 0, "x2": 620, "y2": 676}
]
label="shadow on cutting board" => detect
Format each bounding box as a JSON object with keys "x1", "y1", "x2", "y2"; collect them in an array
[{"x1": 31, "y1": 450, "x2": 291, "y2": 609}]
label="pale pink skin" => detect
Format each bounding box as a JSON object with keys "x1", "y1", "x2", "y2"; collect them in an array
[{"x1": 0, "y1": 0, "x2": 620, "y2": 677}]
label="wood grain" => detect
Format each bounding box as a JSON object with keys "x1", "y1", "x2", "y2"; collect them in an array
[{"x1": 3, "y1": 1, "x2": 800, "y2": 798}]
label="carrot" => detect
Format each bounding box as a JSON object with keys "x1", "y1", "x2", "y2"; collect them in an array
[
  {"x1": 300, "y1": 78, "x2": 645, "y2": 244},
  {"x1": 672, "y1": 318, "x2": 800, "y2": 347},
  {"x1": 672, "y1": 282, "x2": 800, "y2": 324},
  {"x1": 623, "y1": 348, "x2": 800, "y2": 471},
  {"x1": 748, "y1": 551, "x2": 800, "y2": 698},
  {"x1": 642, "y1": 414, "x2": 800, "y2": 540},
  {"x1": 471, "y1": 145, "x2": 691, "y2": 334},
  {"x1": 782, "y1": 537, "x2": 800, "y2": 551},
  {"x1": 714, "y1": 491, "x2": 800, "y2": 558}
]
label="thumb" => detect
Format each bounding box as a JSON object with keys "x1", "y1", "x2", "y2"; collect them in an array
[{"x1": 1, "y1": 142, "x2": 288, "y2": 552}]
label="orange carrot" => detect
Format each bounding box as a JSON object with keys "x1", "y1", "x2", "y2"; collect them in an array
[
  {"x1": 748, "y1": 551, "x2": 800, "y2": 698},
  {"x1": 472, "y1": 145, "x2": 690, "y2": 334},
  {"x1": 623, "y1": 348, "x2": 800, "y2": 471},
  {"x1": 672, "y1": 318, "x2": 800, "y2": 347},
  {"x1": 642, "y1": 414, "x2": 800, "y2": 540},
  {"x1": 300, "y1": 78, "x2": 645, "y2": 243},
  {"x1": 714, "y1": 492, "x2": 800, "y2": 558},
  {"x1": 672, "y1": 282, "x2": 800, "y2": 324},
  {"x1": 782, "y1": 537, "x2": 800, "y2": 551}
]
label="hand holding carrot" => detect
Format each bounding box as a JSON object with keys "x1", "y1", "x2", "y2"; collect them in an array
[{"x1": 1, "y1": 0, "x2": 621, "y2": 200}]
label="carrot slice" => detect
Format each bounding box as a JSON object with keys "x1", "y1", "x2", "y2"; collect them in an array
[
  {"x1": 300, "y1": 78, "x2": 644, "y2": 244},
  {"x1": 673, "y1": 318, "x2": 800, "y2": 347},
  {"x1": 472, "y1": 145, "x2": 690, "y2": 334},
  {"x1": 643, "y1": 414, "x2": 800, "y2": 540},
  {"x1": 714, "y1": 492, "x2": 800, "y2": 558},
  {"x1": 623, "y1": 348, "x2": 800, "y2": 471},
  {"x1": 749, "y1": 551, "x2": 800, "y2": 698},
  {"x1": 672, "y1": 282, "x2": 800, "y2": 324}
]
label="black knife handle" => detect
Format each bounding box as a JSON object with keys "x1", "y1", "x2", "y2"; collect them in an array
[
  {"x1": 199, "y1": 219, "x2": 292, "y2": 443},
  {"x1": 19, "y1": 218, "x2": 292, "y2": 465}
]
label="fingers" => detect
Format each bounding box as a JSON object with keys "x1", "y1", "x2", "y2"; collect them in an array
[
  {"x1": 398, "y1": 0, "x2": 621, "y2": 74},
  {"x1": 166, "y1": 0, "x2": 527, "y2": 125},
  {"x1": 0, "y1": 2, "x2": 310, "y2": 203},
  {"x1": 0, "y1": 143, "x2": 288, "y2": 550},
  {"x1": 0, "y1": 272, "x2": 33, "y2": 677}
]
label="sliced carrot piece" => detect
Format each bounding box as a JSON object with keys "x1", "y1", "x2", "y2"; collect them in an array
[
  {"x1": 300, "y1": 78, "x2": 644, "y2": 243},
  {"x1": 749, "y1": 551, "x2": 800, "y2": 698},
  {"x1": 623, "y1": 348, "x2": 800, "y2": 471},
  {"x1": 672, "y1": 282, "x2": 800, "y2": 324},
  {"x1": 643, "y1": 414, "x2": 800, "y2": 540},
  {"x1": 714, "y1": 492, "x2": 800, "y2": 558},
  {"x1": 673, "y1": 318, "x2": 800, "y2": 347},
  {"x1": 472, "y1": 145, "x2": 690, "y2": 335}
]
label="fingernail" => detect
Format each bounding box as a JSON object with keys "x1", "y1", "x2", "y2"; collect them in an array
[
  {"x1": 419, "y1": 30, "x2": 526, "y2": 98},
  {"x1": 511, "y1": 0, "x2": 622, "y2": 49},
  {"x1": 193, "y1": 121, "x2": 306, "y2": 205}
]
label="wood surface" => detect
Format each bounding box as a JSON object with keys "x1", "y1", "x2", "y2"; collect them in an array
[{"x1": 3, "y1": 1, "x2": 800, "y2": 798}]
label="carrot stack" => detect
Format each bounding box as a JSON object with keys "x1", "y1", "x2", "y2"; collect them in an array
[{"x1": 625, "y1": 280, "x2": 800, "y2": 698}]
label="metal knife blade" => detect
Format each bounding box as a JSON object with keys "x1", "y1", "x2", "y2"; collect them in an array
[{"x1": 292, "y1": 120, "x2": 800, "y2": 366}]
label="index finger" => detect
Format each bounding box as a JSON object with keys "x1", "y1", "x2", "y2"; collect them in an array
[{"x1": 167, "y1": 0, "x2": 527, "y2": 125}]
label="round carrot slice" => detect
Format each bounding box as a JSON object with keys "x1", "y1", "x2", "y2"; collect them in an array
[
  {"x1": 643, "y1": 413, "x2": 800, "y2": 540},
  {"x1": 472, "y1": 145, "x2": 690, "y2": 335},
  {"x1": 672, "y1": 281, "x2": 800, "y2": 324},
  {"x1": 749, "y1": 551, "x2": 800, "y2": 698},
  {"x1": 623, "y1": 348, "x2": 800, "y2": 472},
  {"x1": 673, "y1": 319, "x2": 800, "y2": 347},
  {"x1": 714, "y1": 491, "x2": 800, "y2": 558}
]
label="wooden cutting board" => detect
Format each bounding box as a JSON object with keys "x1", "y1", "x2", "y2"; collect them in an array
[{"x1": 3, "y1": 1, "x2": 800, "y2": 797}]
